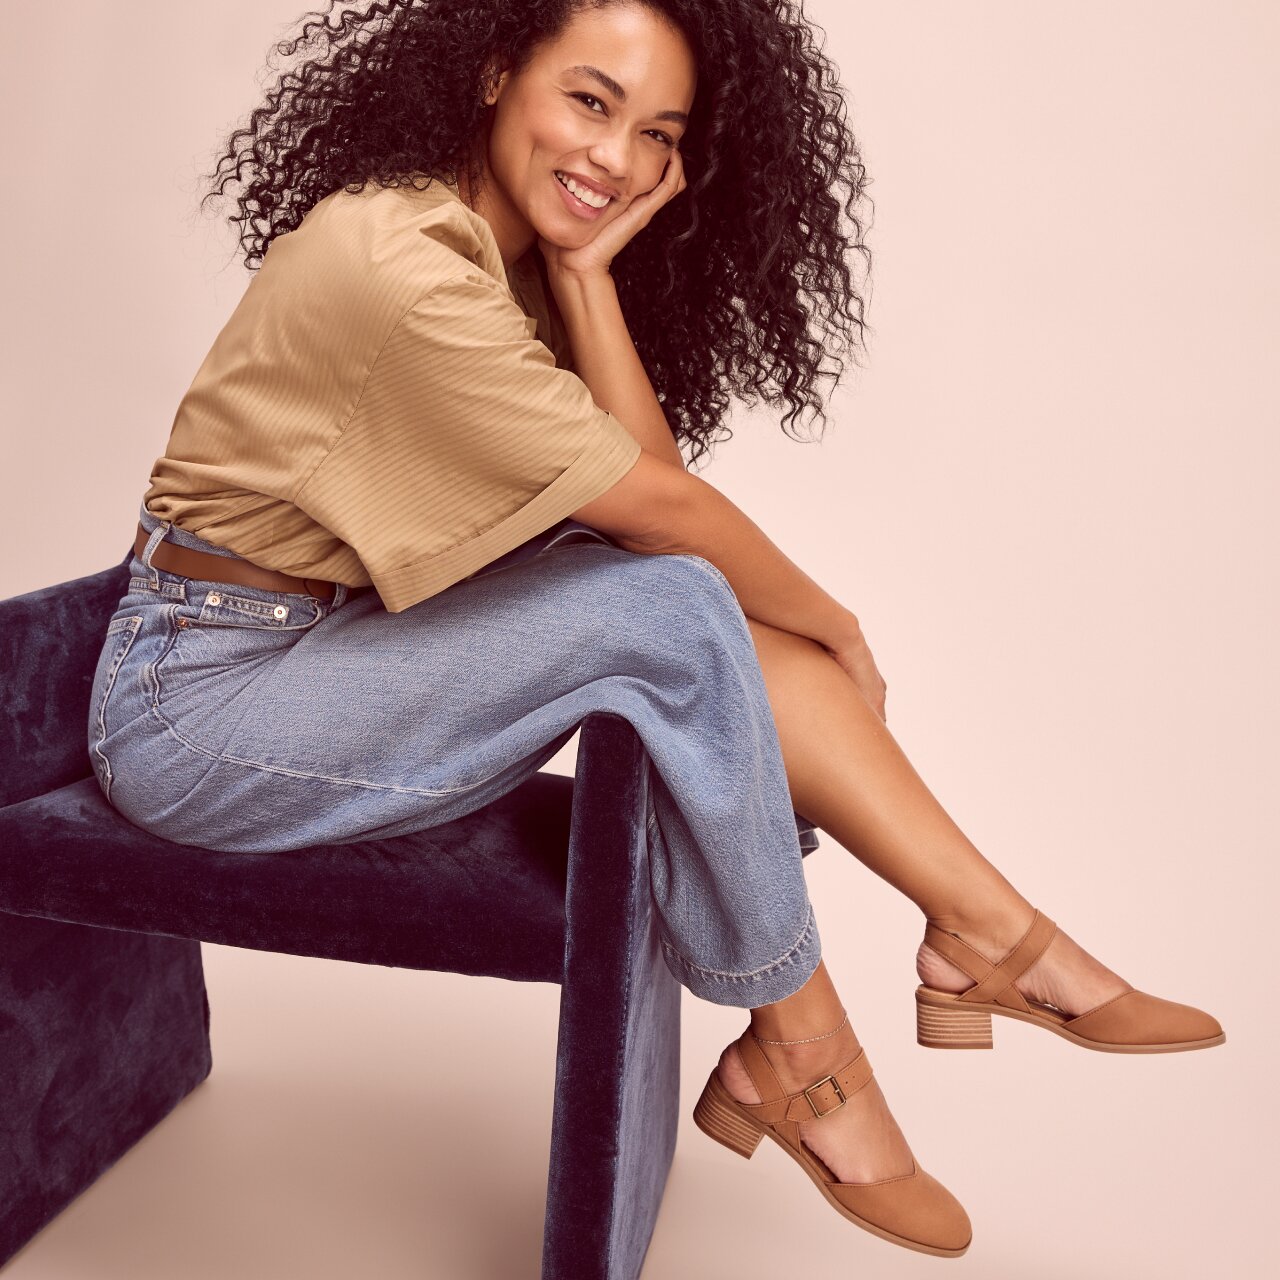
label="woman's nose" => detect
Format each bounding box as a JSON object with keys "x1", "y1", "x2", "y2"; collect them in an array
[{"x1": 587, "y1": 141, "x2": 632, "y2": 191}]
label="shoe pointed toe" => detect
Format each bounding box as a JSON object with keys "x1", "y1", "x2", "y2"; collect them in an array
[
  {"x1": 830, "y1": 1162, "x2": 972, "y2": 1254},
  {"x1": 1160, "y1": 995, "x2": 1224, "y2": 1043},
  {"x1": 1065, "y1": 988, "x2": 1224, "y2": 1047}
]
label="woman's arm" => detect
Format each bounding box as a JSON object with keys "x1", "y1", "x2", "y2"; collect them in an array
[
  {"x1": 553, "y1": 265, "x2": 860, "y2": 654},
  {"x1": 569, "y1": 448, "x2": 861, "y2": 652},
  {"x1": 546, "y1": 156, "x2": 881, "y2": 712},
  {"x1": 550, "y1": 269, "x2": 687, "y2": 470}
]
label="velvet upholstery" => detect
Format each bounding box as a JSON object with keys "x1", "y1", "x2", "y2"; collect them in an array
[{"x1": 0, "y1": 555, "x2": 680, "y2": 1279}]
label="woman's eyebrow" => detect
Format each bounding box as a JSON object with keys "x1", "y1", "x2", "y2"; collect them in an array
[{"x1": 563, "y1": 63, "x2": 689, "y2": 125}]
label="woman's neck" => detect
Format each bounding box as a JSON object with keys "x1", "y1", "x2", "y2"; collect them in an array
[{"x1": 455, "y1": 164, "x2": 536, "y2": 271}]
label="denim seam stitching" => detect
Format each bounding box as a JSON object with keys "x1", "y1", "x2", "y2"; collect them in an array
[
  {"x1": 91, "y1": 616, "x2": 143, "y2": 802},
  {"x1": 142, "y1": 604, "x2": 507, "y2": 797},
  {"x1": 672, "y1": 552, "x2": 734, "y2": 596},
  {"x1": 660, "y1": 902, "x2": 816, "y2": 983},
  {"x1": 144, "y1": 702, "x2": 518, "y2": 799}
]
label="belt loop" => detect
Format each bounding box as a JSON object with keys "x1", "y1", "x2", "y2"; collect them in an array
[
  {"x1": 331, "y1": 582, "x2": 349, "y2": 610},
  {"x1": 139, "y1": 520, "x2": 172, "y2": 590}
]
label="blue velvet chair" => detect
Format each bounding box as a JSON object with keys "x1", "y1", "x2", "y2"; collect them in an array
[{"x1": 0, "y1": 549, "x2": 681, "y2": 1279}]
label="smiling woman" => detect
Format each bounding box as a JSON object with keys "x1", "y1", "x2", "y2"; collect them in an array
[
  {"x1": 200, "y1": 0, "x2": 873, "y2": 470},
  {"x1": 80, "y1": 0, "x2": 1227, "y2": 1268},
  {"x1": 463, "y1": 7, "x2": 701, "y2": 251}
]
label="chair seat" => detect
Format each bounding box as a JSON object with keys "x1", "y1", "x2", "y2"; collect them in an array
[
  {"x1": 0, "y1": 772, "x2": 577, "y2": 980},
  {"x1": 2, "y1": 553, "x2": 680, "y2": 1277}
]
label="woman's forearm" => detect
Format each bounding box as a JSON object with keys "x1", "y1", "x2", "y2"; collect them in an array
[
  {"x1": 548, "y1": 268, "x2": 687, "y2": 470},
  {"x1": 658, "y1": 469, "x2": 862, "y2": 650},
  {"x1": 551, "y1": 267, "x2": 859, "y2": 650}
]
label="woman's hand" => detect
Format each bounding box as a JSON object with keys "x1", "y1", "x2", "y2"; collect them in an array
[
  {"x1": 823, "y1": 625, "x2": 889, "y2": 722},
  {"x1": 539, "y1": 148, "x2": 687, "y2": 279}
]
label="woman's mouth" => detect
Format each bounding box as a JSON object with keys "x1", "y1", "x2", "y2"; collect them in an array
[{"x1": 553, "y1": 170, "x2": 613, "y2": 219}]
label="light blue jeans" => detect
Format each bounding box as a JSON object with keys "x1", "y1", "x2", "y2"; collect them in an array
[{"x1": 87, "y1": 500, "x2": 824, "y2": 1007}]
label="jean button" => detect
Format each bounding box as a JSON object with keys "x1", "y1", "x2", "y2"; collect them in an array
[
  {"x1": 273, "y1": 604, "x2": 288, "y2": 619},
  {"x1": 207, "y1": 592, "x2": 222, "y2": 605}
]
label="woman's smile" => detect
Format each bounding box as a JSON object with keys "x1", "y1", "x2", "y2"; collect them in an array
[{"x1": 552, "y1": 168, "x2": 614, "y2": 220}]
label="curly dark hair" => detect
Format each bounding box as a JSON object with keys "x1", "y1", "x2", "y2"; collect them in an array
[{"x1": 200, "y1": 0, "x2": 874, "y2": 470}]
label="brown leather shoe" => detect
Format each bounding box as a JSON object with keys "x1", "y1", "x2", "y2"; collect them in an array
[
  {"x1": 915, "y1": 908, "x2": 1226, "y2": 1052},
  {"x1": 692, "y1": 1028, "x2": 972, "y2": 1257}
]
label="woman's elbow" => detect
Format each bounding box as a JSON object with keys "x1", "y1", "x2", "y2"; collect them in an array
[{"x1": 568, "y1": 446, "x2": 700, "y2": 554}]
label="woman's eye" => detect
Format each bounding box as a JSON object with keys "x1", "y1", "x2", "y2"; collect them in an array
[{"x1": 571, "y1": 93, "x2": 674, "y2": 146}]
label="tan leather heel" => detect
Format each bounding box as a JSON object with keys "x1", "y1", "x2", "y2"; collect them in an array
[
  {"x1": 692, "y1": 1029, "x2": 972, "y2": 1258},
  {"x1": 915, "y1": 992, "x2": 993, "y2": 1049},
  {"x1": 692, "y1": 1069, "x2": 766, "y2": 1158},
  {"x1": 916, "y1": 908, "x2": 1226, "y2": 1053}
]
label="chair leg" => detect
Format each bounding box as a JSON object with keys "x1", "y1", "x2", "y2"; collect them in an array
[
  {"x1": 0, "y1": 912, "x2": 212, "y2": 1266},
  {"x1": 542, "y1": 714, "x2": 681, "y2": 1280}
]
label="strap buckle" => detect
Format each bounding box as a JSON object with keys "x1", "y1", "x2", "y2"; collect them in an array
[{"x1": 802, "y1": 1073, "x2": 847, "y2": 1117}]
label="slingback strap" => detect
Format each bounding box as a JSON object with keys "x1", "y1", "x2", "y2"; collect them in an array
[
  {"x1": 734, "y1": 1030, "x2": 875, "y2": 1124},
  {"x1": 923, "y1": 909, "x2": 1059, "y2": 1013}
]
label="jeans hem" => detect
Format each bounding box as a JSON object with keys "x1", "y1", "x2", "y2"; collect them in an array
[{"x1": 659, "y1": 903, "x2": 822, "y2": 1008}]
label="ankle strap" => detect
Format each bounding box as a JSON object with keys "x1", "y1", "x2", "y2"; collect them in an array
[
  {"x1": 923, "y1": 909, "x2": 1058, "y2": 1012},
  {"x1": 735, "y1": 1034, "x2": 874, "y2": 1121}
]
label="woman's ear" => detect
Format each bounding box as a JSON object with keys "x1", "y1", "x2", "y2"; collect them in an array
[{"x1": 480, "y1": 63, "x2": 509, "y2": 108}]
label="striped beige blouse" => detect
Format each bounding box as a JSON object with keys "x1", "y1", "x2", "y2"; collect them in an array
[{"x1": 141, "y1": 173, "x2": 642, "y2": 613}]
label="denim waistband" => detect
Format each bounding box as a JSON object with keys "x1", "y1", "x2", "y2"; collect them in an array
[
  {"x1": 133, "y1": 500, "x2": 355, "y2": 610},
  {"x1": 137, "y1": 500, "x2": 248, "y2": 560}
]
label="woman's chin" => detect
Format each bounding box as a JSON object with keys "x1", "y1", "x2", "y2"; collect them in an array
[{"x1": 532, "y1": 222, "x2": 593, "y2": 252}]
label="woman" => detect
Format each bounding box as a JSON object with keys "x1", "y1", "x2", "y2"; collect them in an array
[{"x1": 88, "y1": 0, "x2": 1224, "y2": 1260}]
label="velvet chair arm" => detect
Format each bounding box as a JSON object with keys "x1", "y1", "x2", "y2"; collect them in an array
[{"x1": 0, "y1": 550, "x2": 132, "y2": 808}]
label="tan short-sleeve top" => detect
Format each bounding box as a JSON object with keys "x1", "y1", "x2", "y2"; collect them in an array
[{"x1": 141, "y1": 174, "x2": 642, "y2": 613}]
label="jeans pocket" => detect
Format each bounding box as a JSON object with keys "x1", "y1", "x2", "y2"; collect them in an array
[
  {"x1": 88, "y1": 615, "x2": 144, "y2": 803},
  {"x1": 151, "y1": 589, "x2": 327, "y2": 717},
  {"x1": 181, "y1": 585, "x2": 328, "y2": 631}
]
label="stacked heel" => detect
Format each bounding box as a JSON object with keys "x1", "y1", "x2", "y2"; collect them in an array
[
  {"x1": 915, "y1": 992, "x2": 994, "y2": 1049},
  {"x1": 692, "y1": 1071, "x2": 764, "y2": 1158}
]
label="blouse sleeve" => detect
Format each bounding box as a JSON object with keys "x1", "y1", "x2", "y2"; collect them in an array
[{"x1": 292, "y1": 268, "x2": 642, "y2": 613}]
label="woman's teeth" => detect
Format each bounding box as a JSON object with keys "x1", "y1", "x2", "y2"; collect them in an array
[{"x1": 554, "y1": 171, "x2": 612, "y2": 208}]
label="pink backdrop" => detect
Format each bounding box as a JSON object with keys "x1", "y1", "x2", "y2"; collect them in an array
[{"x1": 4, "y1": 2, "x2": 1273, "y2": 1276}]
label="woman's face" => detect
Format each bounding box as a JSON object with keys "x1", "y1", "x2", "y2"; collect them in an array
[{"x1": 479, "y1": 2, "x2": 696, "y2": 257}]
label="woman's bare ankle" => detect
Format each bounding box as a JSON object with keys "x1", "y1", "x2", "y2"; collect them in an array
[
  {"x1": 917, "y1": 911, "x2": 1133, "y2": 1017},
  {"x1": 750, "y1": 1018, "x2": 863, "y2": 1095},
  {"x1": 926, "y1": 897, "x2": 1038, "y2": 961},
  {"x1": 718, "y1": 1021, "x2": 863, "y2": 1105}
]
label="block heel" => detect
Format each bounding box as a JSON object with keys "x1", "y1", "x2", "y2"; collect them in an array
[
  {"x1": 915, "y1": 990, "x2": 994, "y2": 1049},
  {"x1": 692, "y1": 1070, "x2": 764, "y2": 1158}
]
